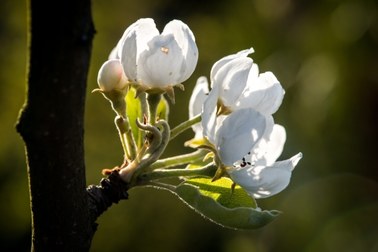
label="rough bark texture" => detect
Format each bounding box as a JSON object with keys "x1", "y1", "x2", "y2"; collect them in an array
[
  {"x1": 16, "y1": 0, "x2": 96, "y2": 251},
  {"x1": 87, "y1": 170, "x2": 130, "y2": 226}
]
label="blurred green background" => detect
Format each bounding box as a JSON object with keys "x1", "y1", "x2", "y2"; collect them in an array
[{"x1": 1, "y1": 0, "x2": 378, "y2": 251}]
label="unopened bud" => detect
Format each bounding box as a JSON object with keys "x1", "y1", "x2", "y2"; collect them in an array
[{"x1": 97, "y1": 59, "x2": 128, "y2": 92}]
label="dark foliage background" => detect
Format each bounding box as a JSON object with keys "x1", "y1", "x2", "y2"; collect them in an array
[{"x1": 1, "y1": 0, "x2": 378, "y2": 251}]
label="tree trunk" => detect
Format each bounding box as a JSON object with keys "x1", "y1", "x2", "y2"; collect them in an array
[{"x1": 16, "y1": 0, "x2": 96, "y2": 251}]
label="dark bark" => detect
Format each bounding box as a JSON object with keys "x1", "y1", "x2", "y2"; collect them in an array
[
  {"x1": 87, "y1": 170, "x2": 130, "y2": 225},
  {"x1": 16, "y1": 0, "x2": 96, "y2": 251}
]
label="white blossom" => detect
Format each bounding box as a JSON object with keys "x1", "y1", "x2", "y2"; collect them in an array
[
  {"x1": 113, "y1": 18, "x2": 198, "y2": 89},
  {"x1": 208, "y1": 48, "x2": 285, "y2": 115},
  {"x1": 199, "y1": 48, "x2": 301, "y2": 199}
]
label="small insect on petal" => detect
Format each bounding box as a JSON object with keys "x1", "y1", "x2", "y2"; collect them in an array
[{"x1": 161, "y1": 47, "x2": 169, "y2": 54}]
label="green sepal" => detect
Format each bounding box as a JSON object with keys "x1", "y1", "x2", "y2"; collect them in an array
[
  {"x1": 93, "y1": 88, "x2": 127, "y2": 117},
  {"x1": 173, "y1": 178, "x2": 281, "y2": 229},
  {"x1": 184, "y1": 137, "x2": 211, "y2": 149},
  {"x1": 157, "y1": 96, "x2": 169, "y2": 121}
]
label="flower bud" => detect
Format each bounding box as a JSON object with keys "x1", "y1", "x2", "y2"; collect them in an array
[
  {"x1": 114, "y1": 18, "x2": 198, "y2": 91},
  {"x1": 96, "y1": 59, "x2": 128, "y2": 117},
  {"x1": 97, "y1": 59, "x2": 128, "y2": 92}
]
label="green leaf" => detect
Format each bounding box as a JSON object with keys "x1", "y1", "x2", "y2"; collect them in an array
[
  {"x1": 171, "y1": 177, "x2": 280, "y2": 229},
  {"x1": 185, "y1": 177, "x2": 256, "y2": 208},
  {"x1": 125, "y1": 88, "x2": 142, "y2": 147}
]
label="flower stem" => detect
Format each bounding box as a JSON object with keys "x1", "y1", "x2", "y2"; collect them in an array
[
  {"x1": 147, "y1": 93, "x2": 161, "y2": 125},
  {"x1": 142, "y1": 181, "x2": 177, "y2": 191},
  {"x1": 124, "y1": 125, "x2": 137, "y2": 160},
  {"x1": 139, "y1": 163, "x2": 217, "y2": 182},
  {"x1": 119, "y1": 120, "x2": 170, "y2": 184},
  {"x1": 115, "y1": 116, "x2": 130, "y2": 160},
  {"x1": 170, "y1": 114, "x2": 201, "y2": 140},
  {"x1": 148, "y1": 149, "x2": 207, "y2": 171},
  {"x1": 115, "y1": 116, "x2": 137, "y2": 161},
  {"x1": 138, "y1": 93, "x2": 148, "y2": 148}
]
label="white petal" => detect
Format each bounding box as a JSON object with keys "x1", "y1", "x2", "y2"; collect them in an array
[
  {"x1": 252, "y1": 124, "x2": 286, "y2": 166},
  {"x1": 112, "y1": 22, "x2": 139, "y2": 61},
  {"x1": 216, "y1": 108, "x2": 270, "y2": 166},
  {"x1": 120, "y1": 18, "x2": 159, "y2": 83},
  {"x1": 133, "y1": 18, "x2": 160, "y2": 54},
  {"x1": 189, "y1": 77, "x2": 209, "y2": 138},
  {"x1": 120, "y1": 29, "x2": 137, "y2": 82},
  {"x1": 210, "y1": 48, "x2": 254, "y2": 86},
  {"x1": 109, "y1": 28, "x2": 133, "y2": 60},
  {"x1": 108, "y1": 45, "x2": 120, "y2": 60},
  {"x1": 189, "y1": 77, "x2": 209, "y2": 118},
  {"x1": 237, "y1": 71, "x2": 285, "y2": 115},
  {"x1": 163, "y1": 20, "x2": 198, "y2": 83},
  {"x1": 97, "y1": 59, "x2": 127, "y2": 91},
  {"x1": 229, "y1": 153, "x2": 302, "y2": 199},
  {"x1": 214, "y1": 57, "x2": 253, "y2": 109},
  {"x1": 201, "y1": 85, "x2": 219, "y2": 143},
  {"x1": 137, "y1": 34, "x2": 184, "y2": 87}
]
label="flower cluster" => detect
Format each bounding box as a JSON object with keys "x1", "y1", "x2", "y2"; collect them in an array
[
  {"x1": 96, "y1": 17, "x2": 302, "y2": 208},
  {"x1": 190, "y1": 49, "x2": 302, "y2": 199}
]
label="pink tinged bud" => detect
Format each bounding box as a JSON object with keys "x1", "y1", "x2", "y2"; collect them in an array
[{"x1": 97, "y1": 59, "x2": 128, "y2": 92}]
